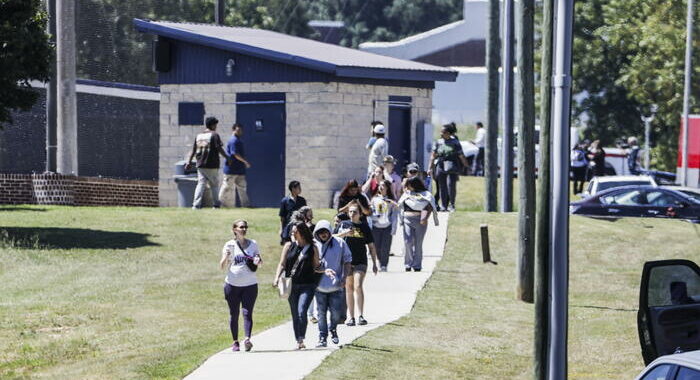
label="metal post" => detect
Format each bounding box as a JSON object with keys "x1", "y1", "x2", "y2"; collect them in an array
[
  {"x1": 56, "y1": 0, "x2": 78, "y2": 175},
  {"x1": 485, "y1": 0, "x2": 501, "y2": 212},
  {"x1": 46, "y1": 0, "x2": 57, "y2": 172},
  {"x1": 682, "y1": 0, "x2": 694, "y2": 187},
  {"x1": 549, "y1": 0, "x2": 574, "y2": 377},
  {"x1": 215, "y1": 0, "x2": 225, "y2": 25},
  {"x1": 500, "y1": 0, "x2": 515, "y2": 213},
  {"x1": 643, "y1": 117, "x2": 651, "y2": 170}
]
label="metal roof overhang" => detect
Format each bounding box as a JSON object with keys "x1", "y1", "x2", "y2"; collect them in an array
[{"x1": 133, "y1": 19, "x2": 457, "y2": 83}]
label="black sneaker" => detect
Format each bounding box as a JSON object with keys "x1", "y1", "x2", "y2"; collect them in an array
[
  {"x1": 405, "y1": 267, "x2": 411, "y2": 272},
  {"x1": 330, "y1": 330, "x2": 339, "y2": 344},
  {"x1": 413, "y1": 268, "x2": 422, "y2": 272},
  {"x1": 346, "y1": 317, "x2": 356, "y2": 326},
  {"x1": 358, "y1": 315, "x2": 368, "y2": 325},
  {"x1": 316, "y1": 338, "x2": 327, "y2": 348}
]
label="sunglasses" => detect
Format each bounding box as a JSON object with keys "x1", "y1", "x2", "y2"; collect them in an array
[{"x1": 236, "y1": 225, "x2": 249, "y2": 230}]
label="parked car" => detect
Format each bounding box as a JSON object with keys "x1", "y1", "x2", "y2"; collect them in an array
[
  {"x1": 636, "y1": 259, "x2": 700, "y2": 375},
  {"x1": 583, "y1": 175, "x2": 657, "y2": 197},
  {"x1": 570, "y1": 185, "x2": 700, "y2": 222},
  {"x1": 663, "y1": 186, "x2": 700, "y2": 203},
  {"x1": 635, "y1": 349, "x2": 700, "y2": 380}
]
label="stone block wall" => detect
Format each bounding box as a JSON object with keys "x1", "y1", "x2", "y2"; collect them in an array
[
  {"x1": 0, "y1": 173, "x2": 158, "y2": 207},
  {"x1": 159, "y1": 82, "x2": 432, "y2": 207}
]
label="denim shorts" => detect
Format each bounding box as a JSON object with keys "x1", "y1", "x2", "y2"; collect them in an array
[{"x1": 350, "y1": 264, "x2": 367, "y2": 274}]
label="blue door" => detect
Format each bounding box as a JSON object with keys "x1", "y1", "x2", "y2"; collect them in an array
[
  {"x1": 388, "y1": 96, "x2": 412, "y2": 171},
  {"x1": 235, "y1": 93, "x2": 285, "y2": 207}
]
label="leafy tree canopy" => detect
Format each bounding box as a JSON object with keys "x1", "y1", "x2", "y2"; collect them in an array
[{"x1": 0, "y1": 0, "x2": 52, "y2": 128}]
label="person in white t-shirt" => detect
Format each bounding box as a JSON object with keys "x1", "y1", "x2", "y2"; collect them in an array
[
  {"x1": 471, "y1": 122, "x2": 486, "y2": 176},
  {"x1": 367, "y1": 122, "x2": 388, "y2": 178},
  {"x1": 219, "y1": 219, "x2": 262, "y2": 352}
]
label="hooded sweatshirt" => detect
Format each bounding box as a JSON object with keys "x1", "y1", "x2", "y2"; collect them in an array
[{"x1": 313, "y1": 220, "x2": 352, "y2": 293}]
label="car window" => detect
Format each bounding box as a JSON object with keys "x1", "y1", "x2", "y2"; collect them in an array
[
  {"x1": 679, "y1": 190, "x2": 700, "y2": 203},
  {"x1": 648, "y1": 265, "x2": 700, "y2": 307},
  {"x1": 600, "y1": 189, "x2": 644, "y2": 206},
  {"x1": 676, "y1": 367, "x2": 700, "y2": 380},
  {"x1": 640, "y1": 364, "x2": 672, "y2": 380},
  {"x1": 597, "y1": 180, "x2": 652, "y2": 192},
  {"x1": 646, "y1": 191, "x2": 682, "y2": 207}
]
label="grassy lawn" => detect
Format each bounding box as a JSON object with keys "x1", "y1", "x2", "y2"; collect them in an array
[
  {"x1": 0, "y1": 205, "x2": 335, "y2": 379},
  {"x1": 306, "y1": 212, "x2": 700, "y2": 380}
]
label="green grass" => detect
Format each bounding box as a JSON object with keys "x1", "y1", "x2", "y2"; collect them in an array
[
  {"x1": 0, "y1": 205, "x2": 335, "y2": 379},
  {"x1": 306, "y1": 212, "x2": 700, "y2": 380}
]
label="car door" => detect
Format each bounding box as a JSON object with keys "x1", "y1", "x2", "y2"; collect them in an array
[
  {"x1": 598, "y1": 188, "x2": 648, "y2": 217},
  {"x1": 644, "y1": 189, "x2": 688, "y2": 219},
  {"x1": 638, "y1": 260, "x2": 700, "y2": 365}
]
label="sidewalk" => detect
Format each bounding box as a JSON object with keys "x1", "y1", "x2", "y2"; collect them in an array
[{"x1": 184, "y1": 212, "x2": 449, "y2": 380}]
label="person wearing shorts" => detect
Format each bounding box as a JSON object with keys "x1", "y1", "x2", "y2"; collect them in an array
[{"x1": 338, "y1": 203, "x2": 378, "y2": 326}]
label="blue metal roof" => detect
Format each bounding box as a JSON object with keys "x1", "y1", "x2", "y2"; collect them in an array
[{"x1": 133, "y1": 19, "x2": 457, "y2": 83}]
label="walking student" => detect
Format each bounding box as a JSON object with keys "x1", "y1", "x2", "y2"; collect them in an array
[
  {"x1": 219, "y1": 122, "x2": 251, "y2": 208},
  {"x1": 570, "y1": 143, "x2": 588, "y2": 195},
  {"x1": 471, "y1": 121, "x2": 486, "y2": 176},
  {"x1": 220, "y1": 219, "x2": 262, "y2": 352},
  {"x1": 371, "y1": 180, "x2": 398, "y2": 272},
  {"x1": 367, "y1": 122, "x2": 388, "y2": 178},
  {"x1": 398, "y1": 177, "x2": 438, "y2": 272},
  {"x1": 337, "y1": 203, "x2": 379, "y2": 326},
  {"x1": 430, "y1": 123, "x2": 468, "y2": 212},
  {"x1": 313, "y1": 220, "x2": 352, "y2": 347},
  {"x1": 383, "y1": 155, "x2": 403, "y2": 198},
  {"x1": 273, "y1": 222, "x2": 321, "y2": 350},
  {"x1": 278, "y1": 181, "x2": 307, "y2": 245},
  {"x1": 337, "y1": 180, "x2": 372, "y2": 222},
  {"x1": 185, "y1": 116, "x2": 231, "y2": 209}
]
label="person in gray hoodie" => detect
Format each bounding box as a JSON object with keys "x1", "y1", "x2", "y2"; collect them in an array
[{"x1": 313, "y1": 220, "x2": 352, "y2": 347}]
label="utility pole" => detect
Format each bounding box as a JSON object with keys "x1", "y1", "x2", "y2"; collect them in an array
[
  {"x1": 46, "y1": 0, "x2": 57, "y2": 173},
  {"x1": 56, "y1": 0, "x2": 78, "y2": 175},
  {"x1": 485, "y1": 0, "x2": 501, "y2": 212},
  {"x1": 516, "y1": 0, "x2": 535, "y2": 303},
  {"x1": 682, "y1": 0, "x2": 693, "y2": 187},
  {"x1": 500, "y1": 0, "x2": 515, "y2": 213},
  {"x1": 215, "y1": 0, "x2": 225, "y2": 25},
  {"x1": 549, "y1": 0, "x2": 575, "y2": 377},
  {"x1": 534, "y1": 0, "x2": 554, "y2": 375},
  {"x1": 642, "y1": 105, "x2": 657, "y2": 171}
]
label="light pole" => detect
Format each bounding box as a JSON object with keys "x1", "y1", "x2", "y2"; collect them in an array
[
  {"x1": 682, "y1": 0, "x2": 694, "y2": 186},
  {"x1": 642, "y1": 105, "x2": 657, "y2": 171}
]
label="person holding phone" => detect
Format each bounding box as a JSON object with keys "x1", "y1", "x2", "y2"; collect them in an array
[
  {"x1": 219, "y1": 219, "x2": 261, "y2": 352},
  {"x1": 337, "y1": 204, "x2": 378, "y2": 327}
]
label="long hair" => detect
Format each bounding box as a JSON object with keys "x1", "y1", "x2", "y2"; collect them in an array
[
  {"x1": 339, "y1": 179, "x2": 360, "y2": 198},
  {"x1": 379, "y1": 179, "x2": 395, "y2": 200},
  {"x1": 406, "y1": 177, "x2": 427, "y2": 192},
  {"x1": 292, "y1": 221, "x2": 314, "y2": 246}
]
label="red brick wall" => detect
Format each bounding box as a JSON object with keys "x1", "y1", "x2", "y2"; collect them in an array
[{"x1": 0, "y1": 173, "x2": 158, "y2": 207}]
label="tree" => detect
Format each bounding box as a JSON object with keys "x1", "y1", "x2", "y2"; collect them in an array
[
  {"x1": 0, "y1": 0, "x2": 52, "y2": 128},
  {"x1": 572, "y1": 0, "x2": 700, "y2": 171}
]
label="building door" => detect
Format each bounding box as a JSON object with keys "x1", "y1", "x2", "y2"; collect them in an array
[
  {"x1": 388, "y1": 96, "x2": 412, "y2": 171},
  {"x1": 235, "y1": 93, "x2": 285, "y2": 207}
]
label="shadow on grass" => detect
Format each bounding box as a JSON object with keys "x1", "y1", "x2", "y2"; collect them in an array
[
  {"x1": 0, "y1": 227, "x2": 160, "y2": 249},
  {"x1": 571, "y1": 304, "x2": 636, "y2": 312},
  {"x1": 344, "y1": 343, "x2": 393, "y2": 353},
  {"x1": 0, "y1": 206, "x2": 47, "y2": 212}
]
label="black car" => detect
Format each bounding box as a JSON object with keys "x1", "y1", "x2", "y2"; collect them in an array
[{"x1": 570, "y1": 185, "x2": 700, "y2": 222}]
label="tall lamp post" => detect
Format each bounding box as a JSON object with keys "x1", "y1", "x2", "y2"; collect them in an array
[
  {"x1": 682, "y1": 0, "x2": 694, "y2": 186},
  {"x1": 642, "y1": 105, "x2": 657, "y2": 171}
]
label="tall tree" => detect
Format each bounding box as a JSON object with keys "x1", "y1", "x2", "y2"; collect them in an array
[
  {"x1": 485, "y1": 0, "x2": 500, "y2": 212},
  {"x1": 0, "y1": 0, "x2": 52, "y2": 128}
]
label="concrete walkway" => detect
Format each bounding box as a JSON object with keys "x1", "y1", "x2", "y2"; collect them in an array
[{"x1": 184, "y1": 213, "x2": 449, "y2": 380}]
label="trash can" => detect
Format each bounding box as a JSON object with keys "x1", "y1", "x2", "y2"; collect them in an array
[{"x1": 173, "y1": 161, "x2": 212, "y2": 208}]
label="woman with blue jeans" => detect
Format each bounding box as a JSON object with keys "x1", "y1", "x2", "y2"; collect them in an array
[
  {"x1": 398, "y1": 177, "x2": 438, "y2": 271},
  {"x1": 273, "y1": 221, "x2": 320, "y2": 350}
]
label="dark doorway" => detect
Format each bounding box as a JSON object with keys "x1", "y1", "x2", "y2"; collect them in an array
[
  {"x1": 235, "y1": 93, "x2": 286, "y2": 207},
  {"x1": 388, "y1": 96, "x2": 412, "y2": 171}
]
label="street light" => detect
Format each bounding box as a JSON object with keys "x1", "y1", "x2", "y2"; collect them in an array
[{"x1": 641, "y1": 104, "x2": 658, "y2": 170}]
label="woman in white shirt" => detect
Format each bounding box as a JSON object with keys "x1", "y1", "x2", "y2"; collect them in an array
[
  {"x1": 219, "y1": 219, "x2": 262, "y2": 352},
  {"x1": 370, "y1": 180, "x2": 398, "y2": 272},
  {"x1": 398, "y1": 177, "x2": 438, "y2": 272}
]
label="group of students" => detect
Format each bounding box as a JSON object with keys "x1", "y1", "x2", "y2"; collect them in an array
[
  {"x1": 570, "y1": 139, "x2": 607, "y2": 194},
  {"x1": 219, "y1": 169, "x2": 439, "y2": 351}
]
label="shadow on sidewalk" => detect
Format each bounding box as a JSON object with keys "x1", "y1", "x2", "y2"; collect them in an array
[{"x1": 0, "y1": 227, "x2": 160, "y2": 249}]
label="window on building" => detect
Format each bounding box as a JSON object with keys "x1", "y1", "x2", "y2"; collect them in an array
[{"x1": 178, "y1": 102, "x2": 205, "y2": 125}]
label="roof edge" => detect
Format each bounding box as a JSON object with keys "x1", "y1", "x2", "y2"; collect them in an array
[
  {"x1": 337, "y1": 67, "x2": 457, "y2": 82},
  {"x1": 133, "y1": 19, "x2": 337, "y2": 74}
]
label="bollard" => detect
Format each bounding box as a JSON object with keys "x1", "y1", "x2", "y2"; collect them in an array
[{"x1": 480, "y1": 224, "x2": 498, "y2": 265}]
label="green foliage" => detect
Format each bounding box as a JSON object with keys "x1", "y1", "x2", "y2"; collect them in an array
[
  {"x1": 573, "y1": 0, "x2": 700, "y2": 171},
  {"x1": 0, "y1": 0, "x2": 52, "y2": 128}
]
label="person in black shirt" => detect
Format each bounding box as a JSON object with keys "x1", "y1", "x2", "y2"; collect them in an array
[
  {"x1": 336, "y1": 179, "x2": 371, "y2": 222},
  {"x1": 430, "y1": 123, "x2": 468, "y2": 212},
  {"x1": 337, "y1": 203, "x2": 378, "y2": 327},
  {"x1": 273, "y1": 222, "x2": 321, "y2": 350},
  {"x1": 278, "y1": 181, "x2": 307, "y2": 245},
  {"x1": 185, "y1": 117, "x2": 231, "y2": 209}
]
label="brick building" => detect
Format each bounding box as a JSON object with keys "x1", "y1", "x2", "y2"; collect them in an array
[{"x1": 134, "y1": 20, "x2": 457, "y2": 208}]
